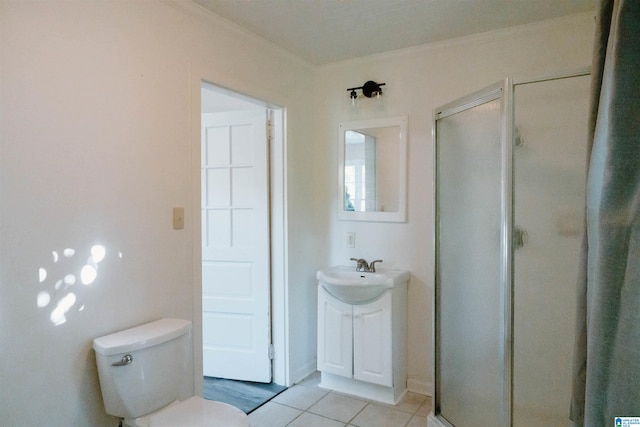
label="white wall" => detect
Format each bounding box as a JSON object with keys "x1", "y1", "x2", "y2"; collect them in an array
[
  {"x1": 314, "y1": 12, "x2": 595, "y2": 394},
  {"x1": 0, "y1": 1, "x2": 317, "y2": 425}
]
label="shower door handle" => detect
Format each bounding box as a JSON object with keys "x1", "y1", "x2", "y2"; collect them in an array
[{"x1": 514, "y1": 227, "x2": 528, "y2": 250}]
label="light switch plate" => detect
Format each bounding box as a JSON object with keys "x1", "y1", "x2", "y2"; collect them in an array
[{"x1": 173, "y1": 207, "x2": 184, "y2": 230}]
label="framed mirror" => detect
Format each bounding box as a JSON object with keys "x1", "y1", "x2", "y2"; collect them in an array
[{"x1": 338, "y1": 116, "x2": 408, "y2": 222}]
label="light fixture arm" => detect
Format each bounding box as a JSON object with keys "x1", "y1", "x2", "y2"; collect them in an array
[{"x1": 346, "y1": 80, "x2": 386, "y2": 99}]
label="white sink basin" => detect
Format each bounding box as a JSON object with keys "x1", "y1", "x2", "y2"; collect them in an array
[{"x1": 317, "y1": 266, "x2": 410, "y2": 304}]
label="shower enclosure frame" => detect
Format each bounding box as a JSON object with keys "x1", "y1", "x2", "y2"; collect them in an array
[{"x1": 430, "y1": 67, "x2": 590, "y2": 427}]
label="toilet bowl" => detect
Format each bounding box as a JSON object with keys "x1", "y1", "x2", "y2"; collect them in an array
[{"x1": 93, "y1": 318, "x2": 251, "y2": 427}]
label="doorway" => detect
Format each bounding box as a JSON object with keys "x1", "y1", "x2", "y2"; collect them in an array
[{"x1": 196, "y1": 81, "x2": 287, "y2": 398}]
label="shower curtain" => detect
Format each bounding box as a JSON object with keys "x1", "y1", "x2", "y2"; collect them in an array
[{"x1": 571, "y1": 0, "x2": 640, "y2": 425}]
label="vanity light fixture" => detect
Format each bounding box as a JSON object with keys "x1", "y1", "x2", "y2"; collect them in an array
[{"x1": 347, "y1": 81, "x2": 386, "y2": 105}]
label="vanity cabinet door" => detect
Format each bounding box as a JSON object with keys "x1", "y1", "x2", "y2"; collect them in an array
[
  {"x1": 353, "y1": 291, "x2": 393, "y2": 387},
  {"x1": 317, "y1": 287, "x2": 353, "y2": 378}
]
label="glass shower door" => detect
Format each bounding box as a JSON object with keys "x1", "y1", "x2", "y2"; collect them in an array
[
  {"x1": 435, "y1": 84, "x2": 507, "y2": 427},
  {"x1": 512, "y1": 75, "x2": 590, "y2": 427},
  {"x1": 432, "y1": 70, "x2": 590, "y2": 427}
]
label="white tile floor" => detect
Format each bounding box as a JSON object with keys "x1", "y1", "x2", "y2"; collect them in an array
[{"x1": 249, "y1": 372, "x2": 431, "y2": 427}]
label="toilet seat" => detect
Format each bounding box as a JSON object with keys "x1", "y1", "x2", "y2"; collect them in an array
[{"x1": 148, "y1": 396, "x2": 251, "y2": 427}]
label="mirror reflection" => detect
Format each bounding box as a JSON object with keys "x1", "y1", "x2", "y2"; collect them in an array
[
  {"x1": 344, "y1": 127, "x2": 400, "y2": 212},
  {"x1": 338, "y1": 116, "x2": 407, "y2": 222}
]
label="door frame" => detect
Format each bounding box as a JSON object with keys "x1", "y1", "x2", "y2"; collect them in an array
[{"x1": 191, "y1": 68, "x2": 290, "y2": 395}]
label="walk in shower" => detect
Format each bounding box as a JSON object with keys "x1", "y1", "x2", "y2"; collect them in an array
[{"x1": 429, "y1": 69, "x2": 590, "y2": 427}]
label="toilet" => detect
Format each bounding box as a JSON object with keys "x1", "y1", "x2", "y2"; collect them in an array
[{"x1": 93, "y1": 318, "x2": 251, "y2": 427}]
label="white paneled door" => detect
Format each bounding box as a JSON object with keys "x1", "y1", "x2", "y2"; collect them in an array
[{"x1": 201, "y1": 110, "x2": 271, "y2": 383}]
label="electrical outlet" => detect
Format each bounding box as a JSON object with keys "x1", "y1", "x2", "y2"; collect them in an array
[{"x1": 347, "y1": 232, "x2": 356, "y2": 248}]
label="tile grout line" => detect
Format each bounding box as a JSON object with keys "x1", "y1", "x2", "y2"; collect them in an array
[
  {"x1": 249, "y1": 372, "x2": 432, "y2": 427},
  {"x1": 281, "y1": 388, "x2": 332, "y2": 426},
  {"x1": 278, "y1": 390, "x2": 371, "y2": 426},
  {"x1": 247, "y1": 386, "x2": 290, "y2": 414},
  {"x1": 345, "y1": 400, "x2": 370, "y2": 426}
]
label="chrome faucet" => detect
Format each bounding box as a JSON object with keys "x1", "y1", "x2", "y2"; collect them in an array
[
  {"x1": 350, "y1": 258, "x2": 369, "y2": 272},
  {"x1": 369, "y1": 259, "x2": 383, "y2": 272},
  {"x1": 350, "y1": 258, "x2": 384, "y2": 272}
]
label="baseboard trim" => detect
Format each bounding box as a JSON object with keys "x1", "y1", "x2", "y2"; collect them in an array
[
  {"x1": 291, "y1": 368, "x2": 433, "y2": 398},
  {"x1": 407, "y1": 377, "x2": 433, "y2": 396},
  {"x1": 291, "y1": 360, "x2": 317, "y2": 385}
]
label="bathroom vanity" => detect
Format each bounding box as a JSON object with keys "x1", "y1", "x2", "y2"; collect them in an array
[{"x1": 316, "y1": 266, "x2": 409, "y2": 404}]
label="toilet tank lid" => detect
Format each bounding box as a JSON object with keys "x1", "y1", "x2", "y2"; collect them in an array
[{"x1": 93, "y1": 318, "x2": 191, "y2": 356}]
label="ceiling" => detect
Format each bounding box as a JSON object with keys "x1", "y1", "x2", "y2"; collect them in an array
[{"x1": 193, "y1": 0, "x2": 595, "y2": 65}]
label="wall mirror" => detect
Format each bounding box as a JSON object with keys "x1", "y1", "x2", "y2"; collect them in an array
[{"x1": 338, "y1": 116, "x2": 407, "y2": 222}]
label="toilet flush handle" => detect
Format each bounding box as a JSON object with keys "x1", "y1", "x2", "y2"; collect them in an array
[{"x1": 112, "y1": 354, "x2": 133, "y2": 367}]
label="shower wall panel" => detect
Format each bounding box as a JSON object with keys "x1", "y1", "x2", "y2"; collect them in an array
[{"x1": 512, "y1": 75, "x2": 590, "y2": 427}]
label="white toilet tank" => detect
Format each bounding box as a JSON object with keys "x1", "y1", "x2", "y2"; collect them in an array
[{"x1": 93, "y1": 318, "x2": 193, "y2": 420}]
